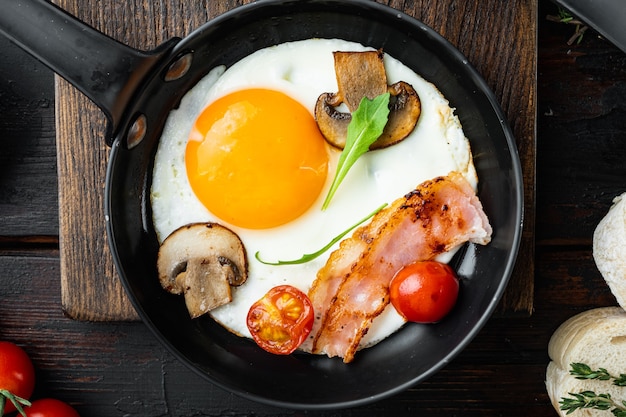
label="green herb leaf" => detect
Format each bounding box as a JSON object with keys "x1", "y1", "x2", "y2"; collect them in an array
[
  {"x1": 570, "y1": 362, "x2": 612, "y2": 381},
  {"x1": 321, "y1": 93, "x2": 391, "y2": 210},
  {"x1": 570, "y1": 362, "x2": 626, "y2": 385},
  {"x1": 546, "y1": 8, "x2": 588, "y2": 45},
  {"x1": 0, "y1": 389, "x2": 31, "y2": 417},
  {"x1": 559, "y1": 363, "x2": 626, "y2": 415},
  {"x1": 255, "y1": 203, "x2": 387, "y2": 265},
  {"x1": 557, "y1": 7, "x2": 574, "y2": 23},
  {"x1": 559, "y1": 391, "x2": 614, "y2": 413}
]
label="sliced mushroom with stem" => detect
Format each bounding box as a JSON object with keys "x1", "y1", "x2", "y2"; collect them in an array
[
  {"x1": 314, "y1": 49, "x2": 421, "y2": 150},
  {"x1": 157, "y1": 222, "x2": 248, "y2": 318}
]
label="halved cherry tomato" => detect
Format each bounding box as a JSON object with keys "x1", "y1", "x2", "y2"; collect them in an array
[
  {"x1": 0, "y1": 341, "x2": 35, "y2": 415},
  {"x1": 246, "y1": 285, "x2": 314, "y2": 355},
  {"x1": 25, "y1": 398, "x2": 80, "y2": 417},
  {"x1": 389, "y1": 260, "x2": 459, "y2": 323}
]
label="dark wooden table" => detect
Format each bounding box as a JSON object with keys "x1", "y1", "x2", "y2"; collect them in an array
[{"x1": 1, "y1": 1, "x2": 625, "y2": 415}]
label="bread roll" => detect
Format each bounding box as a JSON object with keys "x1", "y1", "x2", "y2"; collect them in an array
[
  {"x1": 593, "y1": 193, "x2": 626, "y2": 309},
  {"x1": 548, "y1": 194, "x2": 626, "y2": 415},
  {"x1": 546, "y1": 307, "x2": 626, "y2": 416}
]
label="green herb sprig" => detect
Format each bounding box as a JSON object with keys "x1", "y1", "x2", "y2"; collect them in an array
[
  {"x1": 0, "y1": 389, "x2": 31, "y2": 417},
  {"x1": 559, "y1": 363, "x2": 626, "y2": 415},
  {"x1": 569, "y1": 363, "x2": 626, "y2": 386},
  {"x1": 255, "y1": 202, "x2": 387, "y2": 266},
  {"x1": 546, "y1": 7, "x2": 588, "y2": 45},
  {"x1": 560, "y1": 391, "x2": 625, "y2": 415},
  {"x1": 321, "y1": 93, "x2": 390, "y2": 210}
]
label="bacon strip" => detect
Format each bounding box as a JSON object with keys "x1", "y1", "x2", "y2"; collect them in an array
[{"x1": 307, "y1": 171, "x2": 492, "y2": 362}]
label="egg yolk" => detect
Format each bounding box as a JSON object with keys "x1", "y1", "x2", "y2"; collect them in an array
[{"x1": 186, "y1": 89, "x2": 329, "y2": 229}]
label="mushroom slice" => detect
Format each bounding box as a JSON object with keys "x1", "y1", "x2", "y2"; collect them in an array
[
  {"x1": 314, "y1": 50, "x2": 421, "y2": 150},
  {"x1": 157, "y1": 222, "x2": 248, "y2": 319}
]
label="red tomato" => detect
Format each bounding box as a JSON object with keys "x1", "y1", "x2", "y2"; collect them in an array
[
  {"x1": 0, "y1": 341, "x2": 35, "y2": 414},
  {"x1": 25, "y1": 399, "x2": 80, "y2": 417},
  {"x1": 247, "y1": 285, "x2": 314, "y2": 355},
  {"x1": 389, "y1": 260, "x2": 459, "y2": 323}
]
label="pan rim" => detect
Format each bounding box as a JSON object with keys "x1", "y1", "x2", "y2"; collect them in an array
[{"x1": 105, "y1": 0, "x2": 523, "y2": 410}]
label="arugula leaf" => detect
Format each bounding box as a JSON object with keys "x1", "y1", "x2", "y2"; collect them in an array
[
  {"x1": 321, "y1": 93, "x2": 391, "y2": 210},
  {"x1": 255, "y1": 203, "x2": 387, "y2": 266}
]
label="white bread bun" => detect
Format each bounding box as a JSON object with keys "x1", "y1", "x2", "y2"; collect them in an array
[
  {"x1": 593, "y1": 193, "x2": 626, "y2": 309},
  {"x1": 546, "y1": 307, "x2": 626, "y2": 416}
]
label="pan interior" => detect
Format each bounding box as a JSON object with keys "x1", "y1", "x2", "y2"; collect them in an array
[{"x1": 105, "y1": 0, "x2": 522, "y2": 410}]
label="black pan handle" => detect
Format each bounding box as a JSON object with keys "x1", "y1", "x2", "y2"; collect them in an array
[{"x1": 0, "y1": 0, "x2": 180, "y2": 145}]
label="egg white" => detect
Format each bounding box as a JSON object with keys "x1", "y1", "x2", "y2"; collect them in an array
[{"x1": 150, "y1": 39, "x2": 477, "y2": 351}]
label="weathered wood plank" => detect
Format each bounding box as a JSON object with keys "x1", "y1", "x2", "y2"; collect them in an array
[
  {"x1": 53, "y1": 0, "x2": 225, "y2": 321},
  {"x1": 54, "y1": 0, "x2": 536, "y2": 320},
  {"x1": 1, "y1": 2, "x2": 625, "y2": 415},
  {"x1": 0, "y1": 36, "x2": 58, "y2": 237},
  {"x1": 0, "y1": 246, "x2": 609, "y2": 416},
  {"x1": 537, "y1": 17, "x2": 626, "y2": 244}
]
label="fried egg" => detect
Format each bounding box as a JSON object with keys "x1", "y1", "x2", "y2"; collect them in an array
[{"x1": 150, "y1": 38, "x2": 477, "y2": 350}]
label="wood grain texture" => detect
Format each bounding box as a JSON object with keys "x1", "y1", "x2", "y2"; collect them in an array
[
  {"x1": 536, "y1": 19, "x2": 626, "y2": 245},
  {"x1": 55, "y1": 0, "x2": 227, "y2": 321},
  {"x1": 0, "y1": 35, "x2": 58, "y2": 238},
  {"x1": 3, "y1": 1, "x2": 626, "y2": 413},
  {"x1": 55, "y1": 0, "x2": 536, "y2": 320},
  {"x1": 0, "y1": 248, "x2": 610, "y2": 416}
]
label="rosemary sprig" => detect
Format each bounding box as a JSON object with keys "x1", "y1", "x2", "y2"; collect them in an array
[
  {"x1": 559, "y1": 391, "x2": 626, "y2": 416},
  {"x1": 559, "y1": 363, "x2": 626, "y2": 415},
  {"x1": 0, "y1": 389, "x2": 31, "y2": 417},
  {"x1": 546, "y1": 7, "x2": 589, "y2": 45},
  {"x1": 570, "y1": 363, "x2": 626, "y2": 386}
]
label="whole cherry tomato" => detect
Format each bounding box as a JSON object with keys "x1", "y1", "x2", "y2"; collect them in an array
[
  {"x1": 247, "y1": 285, "x2": 314, "y2": 355},
  {"x1": 25, "y1": 398, "x2": 80, "y2": 417},
  {"x1": 389, "y1": 260, "x2": 459, "y2": 323},
  {"x1": 0, "y1": 341, "x2": 35, "y2": 415}
]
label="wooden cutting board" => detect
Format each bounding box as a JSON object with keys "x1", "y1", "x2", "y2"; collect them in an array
[{"x1": 56, "y1": 0, "x2": 537, "y2": 321}]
